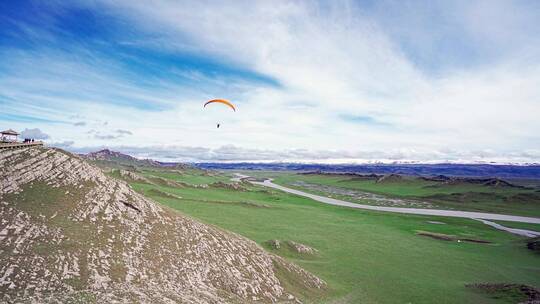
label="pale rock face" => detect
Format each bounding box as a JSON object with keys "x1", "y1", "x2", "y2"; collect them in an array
[
  {"x1": 84, "y1": 149, "x2": 162, "y2": 167},
  {"x1": 0, "y1": 147, "x2": 325, "y2": 303},
  {"x1": 118, "y1": 169, "x2": 153, "y2": 184},
  {"x1": 286, "y1": 241, "x2": 319, "y2": 255}
]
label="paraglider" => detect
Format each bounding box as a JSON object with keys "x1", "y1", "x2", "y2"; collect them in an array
[
  {"x1": 204, "y1": 99, "x2": 236, "y2": 112},
  {"x1": 204, "y1": 99, "x2": 236, "y2": 128}
]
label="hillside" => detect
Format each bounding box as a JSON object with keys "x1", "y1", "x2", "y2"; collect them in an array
[
  {"x1": 0, "y1": 147, "x2": 324, "y2": 303},
  {"x1": 82, "y1": 149, "x2": 163, "y2": 170}
]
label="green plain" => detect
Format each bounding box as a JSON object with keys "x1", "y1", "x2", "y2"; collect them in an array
[{"x1": 125, "y1": 169, "x2": 540, "y2": 304}]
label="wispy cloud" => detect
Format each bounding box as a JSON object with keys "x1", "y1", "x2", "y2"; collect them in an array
[
  {"x1": 49, "y1": 140, "x2": 74, "y2": 149},
  {"x1": 92, "y1": 129, "x2": 133, "y2": 140},
  {"x1": 340, "y1": 114, "x2": 392, "y2": 127},
  {"x1": 1, "y1": 1, "x2": 539, "y2": 162},
  {"x1": 116, "y1": 129, "x2": 132, "y2": 135}
]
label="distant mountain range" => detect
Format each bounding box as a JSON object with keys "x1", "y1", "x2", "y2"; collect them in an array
[
  {"x1": 194, "y1": 162, "x2": 540, "y2": 179},
  {"x1": 81, "y1": 150, "x2": 540, "y2": 179}
]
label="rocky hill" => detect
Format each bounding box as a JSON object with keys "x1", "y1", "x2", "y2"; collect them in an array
[
  {"x1": 0, "y1": 147, "x2": 324, "y2": 303},
  {"x1": 83, "y1": 149, "x2": 162, "y2": 169},
  {"x1": 85, "y1": 149, "x2": 133, "y2": 160}
]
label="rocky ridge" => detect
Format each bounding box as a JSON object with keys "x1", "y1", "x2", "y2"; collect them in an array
[{"x1": 0, "y1": 147, "x2": 324, "y2": 303}]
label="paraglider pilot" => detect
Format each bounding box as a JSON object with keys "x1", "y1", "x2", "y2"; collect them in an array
[{"x1": 204, "y1": 99, "x2": 235, "y2": 129}]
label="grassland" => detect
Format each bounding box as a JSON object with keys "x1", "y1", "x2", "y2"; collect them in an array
[
  {"x1": 492, "y1": 220, "x2": 540, "y2": 232},
  {"x1": 139, "y1": 168, "x2": 230, "y2": 185},
  {"x1": 268, "y1": 172, "x2": 540, "y2": 217},
  {"x1": 120, "y1": 168, "x2": 540, "y2": 304}
]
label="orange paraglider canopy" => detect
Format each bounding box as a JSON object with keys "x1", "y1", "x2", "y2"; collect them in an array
[{"x1": 204, "y1": 99, "x2": 236, "y2": 112}]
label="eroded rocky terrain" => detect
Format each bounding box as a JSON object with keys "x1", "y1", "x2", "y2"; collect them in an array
[{"x1": 0, "y1": 147, "x2": 324, "y2": 303}]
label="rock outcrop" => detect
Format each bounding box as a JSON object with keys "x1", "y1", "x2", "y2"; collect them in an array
[
  {"x1": 0, "y1": 147, "x2": 325, "y2": 303},
  {"x1": 210, "y1": 181, "x2": 247, "y2": 191},
  {"x1": 118, "y1": 169, "x2": 153, "y2": 184},
  {"x1": 286, "y1": 241, "x2": 319, "y2": 255}
]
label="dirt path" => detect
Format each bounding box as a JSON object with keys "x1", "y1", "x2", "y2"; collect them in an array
[{"x1": 249, "y1": 178, "x2": 540, "y2": 225}]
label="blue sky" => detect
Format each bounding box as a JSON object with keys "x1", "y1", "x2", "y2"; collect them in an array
[{"x1": 1, "y1": 0, "x2": 539, "y2": 163}]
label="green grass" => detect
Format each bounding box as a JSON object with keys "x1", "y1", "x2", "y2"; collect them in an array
[
  {"x1": 127, "y1": 169, "x2": 540, "y2": 304},
  {"x1": 466, "y1": 283, "x2": 538, "y2": 303},
  {"x1": 273, "y1": 173, "x2": 532, "y2": 196},
  {"x1": 492, "y1": 220, "x2": 540, "y2": 232},
  {"x1": 269, "y1": 173, "x2": 540, "y2": 217},
  {"x1": 139, "y1": 168, "x2": 229, "y2": 185}
]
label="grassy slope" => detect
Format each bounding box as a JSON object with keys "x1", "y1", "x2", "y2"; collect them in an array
[
  {"x1": 140, "y1": 168, "x2": 230, "y2": 185},
  {"x1": 270, "y1": 173, "x2": 540, "y2": 217},
  {"x1": 126, "y1": 169, "x2": 540, "y2": 304}
]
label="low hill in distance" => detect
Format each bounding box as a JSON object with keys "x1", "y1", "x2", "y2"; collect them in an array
[
  {"x1": 302, "y1": 172, "x2": 528, "y2": 189},
  {"x1": 81, "y1": 149, "x2": 540, "y2": 180},
  {"x1": 82, "y1": 149, "x2": 189, "y2": 171},
  {"x1": 0, "y1": 147, "x2": 324, "y2": 303},
  {"x1": 196, "y1": 162, "x2": 540, "y2": 179}
]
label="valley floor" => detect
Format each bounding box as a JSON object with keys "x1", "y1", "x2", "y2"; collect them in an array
[
  {"x1": 253, "y1": 178, "x2": 540, "y2": 224},
  {"x1": 265, "y1": 171, "x2": 540, "y2": 218},
  {"x1": 121, "y1": 168, "x2": 540, "y2": 304}
]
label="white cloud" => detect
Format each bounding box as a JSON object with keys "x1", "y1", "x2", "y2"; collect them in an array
[
  {"x1": 92, "y1": 129, "x2": 133, "y2": 140},
  {"x1": 116, "y1": 129, "x2": 132, "y2": 135},
  {"x1": 2, "y1": 1, "x2": 539, "y2": 162},
  {"x1": 60, "y1": 143, "x2": 540, "y2": 164},
  {"x1": 49, "y1": 140, "x2": 74, "y2": 149},
  {"x1": 20, "y1": 128, "x2": 49, "y2": 140},
  {"x1": 92, "y1": 0, "x2": 539, "y2": 153}
]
